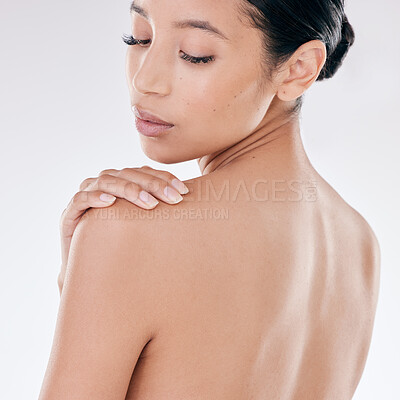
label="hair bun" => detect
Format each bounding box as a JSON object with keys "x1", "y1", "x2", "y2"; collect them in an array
[
  {"x1": 340, "y1": 14, "x2": 355, "y2": 46},
  {"x1": 317, "y1": 14, "x2": 355, "y2": 81}
]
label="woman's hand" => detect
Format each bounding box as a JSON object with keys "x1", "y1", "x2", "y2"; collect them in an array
[{"x1": 58, "y1": 166, "x2": 189, "y2": 294}]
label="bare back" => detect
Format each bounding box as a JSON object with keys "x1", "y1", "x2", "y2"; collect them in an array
[{"x1": 124, "y1": 161, "x2": 380, "y2": 400}]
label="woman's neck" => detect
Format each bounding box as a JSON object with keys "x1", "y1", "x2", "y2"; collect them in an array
[{"x1": 197, "y1": 100, "x2": 308, "y2": 176}]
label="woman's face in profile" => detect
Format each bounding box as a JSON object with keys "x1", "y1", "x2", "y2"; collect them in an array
[{"x1": 126, "y1": 0, "x2": 275, "y2": 164}]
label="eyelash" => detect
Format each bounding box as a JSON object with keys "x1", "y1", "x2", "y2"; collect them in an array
[{"x1": 121, "y1": 34, "x2": 215, "y2": 65}]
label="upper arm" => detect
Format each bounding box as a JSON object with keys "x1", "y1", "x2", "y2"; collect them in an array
[
  {"x1": 39, "y1": 204, "x2": 159, "y2": 400},
  {"x1": 359, "y1": 218, "x2": 381, "y2": 310}
]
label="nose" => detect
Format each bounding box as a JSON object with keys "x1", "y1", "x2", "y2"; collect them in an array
[{"x1": 132, "y1": 44, "x2": 172, "y2": 96}]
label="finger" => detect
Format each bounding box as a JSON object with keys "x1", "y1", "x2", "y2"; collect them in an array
[
  {"x1": 59, "y1": 190, "x2": 117, "y2": 239},
  {"x1": 101, "y1": 166, "x2": 189, "y2": 195},
  {"x1": 82, "y1": 174, "x2": 162, "y2": 208},
  {"x1": 95, "y1": 171, "x2": 185, "y2": 205},
  {"x1": 79, "y1": 177, "x2": 97, "y2": 191},
  {"x1": 136, "y1": 165, "x2": 190, "y2": 194},
  {"x1": 98, "y1": 168, "x2": 119, "y2": 177}
]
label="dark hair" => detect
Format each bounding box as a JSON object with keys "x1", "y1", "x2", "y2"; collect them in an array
[{"x1": 237, "y1": 0, "x2": 355, "y2": 115}]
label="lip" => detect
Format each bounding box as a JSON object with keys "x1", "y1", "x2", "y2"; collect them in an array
[
  {"x1": 134, "y1": 117, "x2": 174, "y2": 137},
  {"x1": 133, "y1": 106, "x2": 174, "y2": 126},
  {"x1": 132, "y1": 106, "x2": 174, "y2": 138}
]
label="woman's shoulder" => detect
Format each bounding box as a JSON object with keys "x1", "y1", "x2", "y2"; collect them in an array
[
  {"x1": 79, "y1": 175, "x2": 225, "y2": 251},
  {"x1": 78, "y1": 172, "x2": 247, "y2": 273},
  {"x1": 314, "y1": 174, "x2": 381, "y2": 301}
]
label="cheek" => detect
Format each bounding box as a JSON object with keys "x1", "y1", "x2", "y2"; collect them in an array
[
  {"x1": 178, "y1": 64, "x2": 268, "y2": 143},
  {"x1": 125, "y1": 52, "x2": 135, "y2": 92},
  {"x1": 125, "y1": 48, "x2": 142, "y2": 94}
]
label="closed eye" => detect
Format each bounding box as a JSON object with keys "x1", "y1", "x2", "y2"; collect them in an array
[{"x1": 121, "y1": 34, "x2": 215, "y2": 65}]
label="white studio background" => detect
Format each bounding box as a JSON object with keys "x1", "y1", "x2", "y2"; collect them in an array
[{"x1": 0, "y1": 0, "x2": 398, "y2": 399}]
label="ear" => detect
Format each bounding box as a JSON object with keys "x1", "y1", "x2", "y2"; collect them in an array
[{"x1": 275, "y1": 40, "x2": 327, "y2": 101}]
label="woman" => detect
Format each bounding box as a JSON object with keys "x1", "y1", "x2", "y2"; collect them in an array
[{"x1": 39, "y1": 0, "x2": 380, "y2": 399}]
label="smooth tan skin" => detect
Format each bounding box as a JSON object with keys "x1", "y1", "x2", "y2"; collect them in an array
[
  {"x1": 57, "y1": 166, "x2": 190, "y2": 293},
  {"x1": 122, "y1": 156, "x2": 380, "y2": 400},
  {"x1": 39, "y1": 0, "x2": 381, "y2": 399}
]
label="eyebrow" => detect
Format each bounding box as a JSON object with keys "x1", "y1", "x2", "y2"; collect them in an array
[{"x1": 129, "y1": 1, "x2": 230, "y2": 41}]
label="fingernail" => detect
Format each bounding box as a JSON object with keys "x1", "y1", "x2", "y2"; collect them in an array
[
  {"x1": 164, "y1": 186, "x2": 183, "y2": 203},
  {"x1": 100, "y1": 193, "x2": 116, "y2": 203},
  {"x1": 139, "y1": 190, "x2": 159, "y2": 207},
  {"x1": 171, "y1": 178, "x2": 189, "y2": 194}
]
